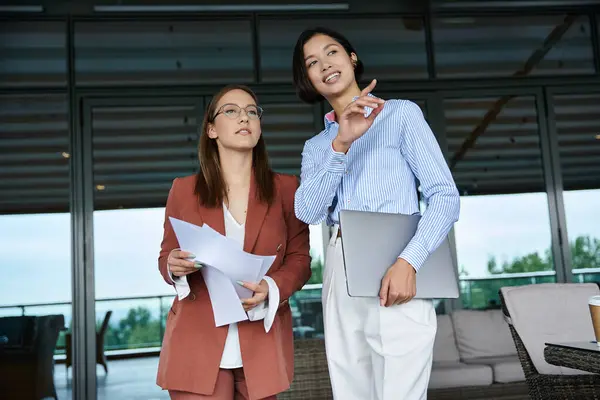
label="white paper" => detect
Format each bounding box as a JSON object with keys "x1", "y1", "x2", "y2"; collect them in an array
[
  {"x1": 200, "y1": 266, "x2": 248, "y2": 327},
  {"x1": 168, "y1": 216, "x2": 277, "y2": 327}
]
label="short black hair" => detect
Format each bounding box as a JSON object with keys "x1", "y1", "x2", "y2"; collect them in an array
[{"x1": 292, "y1": 27, "x2": 364, "y2": 104}]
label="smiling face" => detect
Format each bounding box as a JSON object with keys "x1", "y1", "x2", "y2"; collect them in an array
[
  {"x1": 302, "y1": 34, "x2": 358, "y2": 101},
  {"x1": 207, "y1": 88, "x2": 262, "y2": 152}
]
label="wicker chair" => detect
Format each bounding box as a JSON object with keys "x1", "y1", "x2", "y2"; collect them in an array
[
  {"x1": 281, "y1": 338, "x2": 530, "y2": 400},
  {"x1": 0, "y1": 314, "x2": 65, "y2": 400},
  {"x1": 499, "y1": 284, "x2": 600, "y2": 400},
  {"x1": 278, "y1": 339, "x2": 333, "y2": 400}
]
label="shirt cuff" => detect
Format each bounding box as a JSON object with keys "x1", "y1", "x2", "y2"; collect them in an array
[
  {"x1": 167, "y1": 264, "x2": 191, "y2": 300},
  {"x1": 246, "y1": 276, "x2": 279, "y2": 333},
  {"x1": 325, "y1": 139, "x2": 347, "y2": 174},
  {"x1": 399, "y1": 239, "x2": 430, "y2": 273}
]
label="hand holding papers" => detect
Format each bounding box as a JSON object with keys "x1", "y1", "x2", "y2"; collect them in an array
[{"x1": 169, "y1": 217, "x2": 276, "y2": 327}]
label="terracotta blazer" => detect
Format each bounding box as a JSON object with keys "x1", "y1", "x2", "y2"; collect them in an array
[{"x1": 156, "y1": 173, "x2": 311, "y2": 399}]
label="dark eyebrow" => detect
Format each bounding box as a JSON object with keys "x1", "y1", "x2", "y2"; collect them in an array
[
  {"x1": 220, "y1": 102, "x2": 257, "y2": 108},
  {"x1": 304, "y1": 43, "x2": 339, "y2": 62}
]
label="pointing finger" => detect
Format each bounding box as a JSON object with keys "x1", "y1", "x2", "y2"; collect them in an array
[{"x1": 361, "y1": 79, "x2": 377, "y2": 96}]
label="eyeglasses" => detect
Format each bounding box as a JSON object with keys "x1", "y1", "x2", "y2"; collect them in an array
[{"x1": 212, "y1": 103, "x2": 263, "y2": 121}]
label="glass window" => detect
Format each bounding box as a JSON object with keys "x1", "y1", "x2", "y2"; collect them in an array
[
  {"x1": 433, "y1": 15, "x2": 594, "y2": 78},
  {"x1": 0, "y1": 21, "x2": 67, "y2": 87},
  {"x1": 75, "y1": 20, "x2": 254, "y2": 86},
  {"x1": 444, "y1": 95, "x2": 556, "y2": 309},
  {"x1": 0, "y1": 94, "x2": 70, "y2": 398},
  {"x1": 552, "y1": 92, "x2": 600, "y2": 283},
  {"x1": 259, "y1": 17, "x2": 428, "y2": 83}
]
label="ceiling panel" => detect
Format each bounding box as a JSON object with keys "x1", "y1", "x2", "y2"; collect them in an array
[{"x1": 75, "y1": 20, "x2": 254, "y2": 86}]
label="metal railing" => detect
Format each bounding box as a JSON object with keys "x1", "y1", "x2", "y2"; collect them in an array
[
  {"x1": 459, "y1": 268, "x2": 600, "y2": 309},
  {"x1": 1, "y1": 270, "x2": 597, "y2": 356}
]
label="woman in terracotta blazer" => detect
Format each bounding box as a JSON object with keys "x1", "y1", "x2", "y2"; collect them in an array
[{"x1": 156, "y1": 84, "x2": 312, "y2": 399}]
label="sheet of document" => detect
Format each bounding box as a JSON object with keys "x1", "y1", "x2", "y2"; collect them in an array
[
  {"x1": 169, "y1": 217, "x2": 263, "y2": 285},
  {"x1": 168, "y1": 216, "x2": 277, "y2": 327},
  {"x1": 200, "y1": 266, "x2": 248, "y2": 326}
]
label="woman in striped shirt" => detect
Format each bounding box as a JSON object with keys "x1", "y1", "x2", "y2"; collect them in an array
[{"x1": 291, "y1": 27, "x2": 460, "y2": 400}]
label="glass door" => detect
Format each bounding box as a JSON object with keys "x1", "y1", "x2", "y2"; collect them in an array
[
  {"x1": 84, "y1": 96, "x2": 202, "y2": 400},
  {"x1": 546, "y1": 86, "x2": 600, "y2": 284},
  {"x1": 437, "y1": 88, "x2": 562, "y2": 309}
]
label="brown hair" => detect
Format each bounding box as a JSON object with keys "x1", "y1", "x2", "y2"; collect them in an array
[{"x1": 195, "y1": 84, "x2": 275, "y2": 208}]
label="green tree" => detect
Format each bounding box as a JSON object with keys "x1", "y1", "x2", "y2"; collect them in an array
[
  {"x1": 99, "y1": 306, "x2": 161, "y2": 350},
  {"x1": 308, "y1": 257, "x2": 324, "y2": 284},
  {"x1": 119, "y1": 307, "x2": 162, "y2": 348},
  {"x1": 487, "y1": 251, "x2": 552, "y2": 274},
  {"x1": 570, "y1": 236, "x2": 600, "y2": 270},
  {"x1": 488, "y1": 235, "x2": 598, "y2": 275},
  {"x1": 128, "y1": 322, "x2": 161, "y2": 348}
]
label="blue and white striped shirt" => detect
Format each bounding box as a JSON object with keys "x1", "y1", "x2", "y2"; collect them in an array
[{"x1": 294, "y1": 98, "x2": 460, "y2": 272}]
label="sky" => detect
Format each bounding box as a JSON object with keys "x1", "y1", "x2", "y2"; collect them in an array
[{"x1": 0, "y1": 189, "x2": 598, "y2": 310}]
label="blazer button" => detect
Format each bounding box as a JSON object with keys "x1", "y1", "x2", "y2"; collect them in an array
[
  {"x1": 276, "y1": 244, "x2": 282, "y2": 252},
  {"x1": 189, "y1": 292, "x2": 196, "y2": 301}
]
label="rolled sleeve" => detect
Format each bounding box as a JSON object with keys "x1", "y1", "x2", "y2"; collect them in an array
[{"x1": 167, "y1": 263, "x2": 191, "y2": 300}]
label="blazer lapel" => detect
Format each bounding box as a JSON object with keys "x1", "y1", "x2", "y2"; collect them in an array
[
  {"x1": 200, "y1": 203, "x2": 226, "y2": 236},
  {"x1": 243, "y1": 173, "x2": 268, "y2": 254}
]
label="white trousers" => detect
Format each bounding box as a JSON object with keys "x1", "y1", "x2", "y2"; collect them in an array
[{"x1": 322, "y1": 229, "x2": 437, "y2": 400}]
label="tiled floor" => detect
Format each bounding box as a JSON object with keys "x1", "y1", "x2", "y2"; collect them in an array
[{"x1": 54, "y1": 357, "x2": 169, "y2": 400}]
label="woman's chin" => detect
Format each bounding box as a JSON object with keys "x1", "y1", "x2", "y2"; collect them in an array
[{"x1": 321, "y1": 81, "x2": 354, "y2": 99}]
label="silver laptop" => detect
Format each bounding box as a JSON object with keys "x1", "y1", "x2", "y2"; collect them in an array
[{"x1": 338, "y1": 209, "x2": 459, "y2": 299}]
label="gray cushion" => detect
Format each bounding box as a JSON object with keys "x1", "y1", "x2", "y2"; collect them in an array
[
  {"x1": 451, "y1": 309, "x2": 516, "y2": 360},
  {"x1": 464, "y1": 356, "x2": 525, "y2": 383},
  {"x1": 429, "y1": 361, "x2": 493, "y2": 389},
  {"x1": 432, "y1": 314, "x2": 460, "y2": 363}
]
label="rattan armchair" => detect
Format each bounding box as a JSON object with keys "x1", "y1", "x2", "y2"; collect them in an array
[{"x1": 499, "y1": 285, "x2": 600, "y2": 400}]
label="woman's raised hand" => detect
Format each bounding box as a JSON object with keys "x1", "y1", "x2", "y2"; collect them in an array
[{"x1": 333, "y1": 79, "x2": 385, "y2": 153}]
